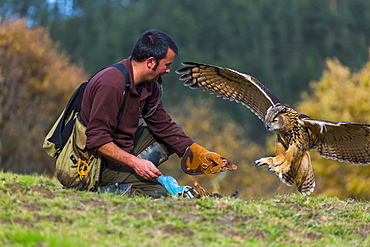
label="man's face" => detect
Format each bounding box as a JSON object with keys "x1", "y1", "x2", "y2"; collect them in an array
[{"x1": 147, "y1": 48, "x2": 176, "y2": 82}]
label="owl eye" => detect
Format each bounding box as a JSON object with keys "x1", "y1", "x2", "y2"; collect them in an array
[{"x1": 272, "y1": 118, "x2": 279, "y2": 123}]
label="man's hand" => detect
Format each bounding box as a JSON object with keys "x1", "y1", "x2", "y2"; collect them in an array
[
  {"x1": 98, "y1": 142, "x2": 162, "y2": 180},
  {"x1": 181, "y1": 143, "x2": 237, "y2": 175},
  {"x1": 129, "y1": 156, "x2": 162, "y2": 180}
]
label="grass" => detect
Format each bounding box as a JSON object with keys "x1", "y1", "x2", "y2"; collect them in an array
[{"x1": 0, "y1": 171, "x2": 369, "y2": 247}]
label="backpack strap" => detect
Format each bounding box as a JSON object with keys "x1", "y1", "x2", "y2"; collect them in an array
[
  {"x1": 109, "y1": 63, "x2": 131, "y2": 123},
  {"x1": 48, "y1": 81, "x2": 88, "y2": 150}
]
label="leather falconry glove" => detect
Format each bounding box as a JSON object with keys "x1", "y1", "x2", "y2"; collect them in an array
[{"x1": 181, "y1": 143, "x2": 237, "y2": 175}]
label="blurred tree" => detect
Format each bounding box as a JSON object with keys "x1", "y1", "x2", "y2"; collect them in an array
[
  {"x1": 297, "y1": 56, "x2": 370, "y2": 199},
  {"x1": 0, "y1": 19, "x2": 87, "y2": 174}
]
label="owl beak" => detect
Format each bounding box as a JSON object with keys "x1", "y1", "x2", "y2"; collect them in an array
[{"x1": 265, "y1": 123, "x2": 272, "y2": 131}]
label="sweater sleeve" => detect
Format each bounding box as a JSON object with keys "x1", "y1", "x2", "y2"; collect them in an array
[{"x1": 82, "y1": 68, "x2": 126, "y2": 150}]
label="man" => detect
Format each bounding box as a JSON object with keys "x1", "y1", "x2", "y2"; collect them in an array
[{"x1": 80, "y1": 29, "x2": 236, "y2": 198}]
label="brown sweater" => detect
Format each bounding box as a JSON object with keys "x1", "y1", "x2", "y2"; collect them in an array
[{"x1": 80, "y1": 57, "x2": 193, "y2": 156}]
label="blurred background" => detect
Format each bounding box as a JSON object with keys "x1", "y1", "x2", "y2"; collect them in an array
[{"x1": 1, "y1": 0, "x2": 370, "y2": 199}]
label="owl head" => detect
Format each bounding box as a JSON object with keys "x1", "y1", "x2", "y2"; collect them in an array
[{"x1": 264, "y1": 104, "x2": 290, "y2": 131}]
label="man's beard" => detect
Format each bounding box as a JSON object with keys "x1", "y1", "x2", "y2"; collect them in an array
[{"x1": 150, "y1": 74, "x2": 163, "y2": 83}]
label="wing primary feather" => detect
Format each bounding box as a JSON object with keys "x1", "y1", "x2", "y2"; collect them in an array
[{"x1": 176, "y1": 62, "x2": 282, "y2": 122}]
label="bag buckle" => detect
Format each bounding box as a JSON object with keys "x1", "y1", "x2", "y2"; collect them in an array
[{"x1": 77, "y1": 158, "x2": 90, "y2": 177}]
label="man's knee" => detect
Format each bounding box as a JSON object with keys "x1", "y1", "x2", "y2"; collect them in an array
[
  {"x1": 133, "y1": 125, "x2": 175, "y2": 166},
  {"x1": 136, "y1": 141, "x2": 174, "y2": 166}
]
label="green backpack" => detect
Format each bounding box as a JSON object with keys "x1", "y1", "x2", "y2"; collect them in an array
[{"x1": 43, "y1": 63, "x2": 130, "y2": 191}]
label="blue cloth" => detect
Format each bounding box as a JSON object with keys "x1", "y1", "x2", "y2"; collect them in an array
[{"x1": 157, "y1": 175, "x2": 185, "y2": 195}]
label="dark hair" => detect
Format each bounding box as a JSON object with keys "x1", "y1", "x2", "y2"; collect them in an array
[{"x1": 131, "y1": 29, "x2": 178, "y2": 63}]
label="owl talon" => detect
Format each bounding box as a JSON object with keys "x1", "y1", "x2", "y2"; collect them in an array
[
  {"x1": 270, "y1": 164, "x2": 290, "y2": 181},
  {"x1": 253, "y1": 160, "x2": 260, "y2": 167},
  {"x1": 253, "y1": 160, "x2": 268, "y2": 168},
  {"x1": 268, "y1": 164, "x2": 281, "y2": 172},
  {"x1": 267, "y1": 167, "x2": 283, "y2": 180},
  {"x1": 267, "y1": 167, "x2": 275, "y2": 174}
]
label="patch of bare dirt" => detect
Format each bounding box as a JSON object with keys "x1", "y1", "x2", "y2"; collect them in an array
[
  {"x1": 4, "y1": 183, "x2": 55, "y2": 198},
  {"x1": 32, "y1": 185, "x2": 55, "y2": 198}
]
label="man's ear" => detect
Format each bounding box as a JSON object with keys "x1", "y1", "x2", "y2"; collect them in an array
[{"x1": 146, "y1": 57, "x2": 156, "y2": 69}]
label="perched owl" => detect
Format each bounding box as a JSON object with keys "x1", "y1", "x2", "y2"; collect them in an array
[{"x1": 176, "y1": 62, "x2": 370, "y2": 195}]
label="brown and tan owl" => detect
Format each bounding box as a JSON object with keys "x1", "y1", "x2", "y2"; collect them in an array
[{"x1": 176, "y1": 62, "x2": 370, "y2": 195}]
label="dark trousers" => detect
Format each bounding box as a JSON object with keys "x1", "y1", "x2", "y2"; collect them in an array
[{"x1": 99, "y1": 125, "x2": 174, "y2": 197}]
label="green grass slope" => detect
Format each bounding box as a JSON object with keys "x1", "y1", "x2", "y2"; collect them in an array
[{"x1": 0, "y1": 171, "x2": 369, "y2": 247}]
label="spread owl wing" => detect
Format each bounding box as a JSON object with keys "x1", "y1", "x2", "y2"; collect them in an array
[
  {"x1": 176, "y1": 62, "x2": 281, "y2": 123},
  {"x1": 300, "y1": 117, "x2": 370, "y2": 165}
]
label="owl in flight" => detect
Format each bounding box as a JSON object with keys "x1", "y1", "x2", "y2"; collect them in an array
[{"x1": 176, "y1": 62, "x2": 370, "y2": 195}]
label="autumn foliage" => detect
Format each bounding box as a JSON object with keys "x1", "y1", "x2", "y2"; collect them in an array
[{"x1": 0, "y1": 19, "x2": 87, "y2": 174}]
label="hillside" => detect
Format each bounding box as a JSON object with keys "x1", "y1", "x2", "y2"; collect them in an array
[{"x1": 0, "y1": 171, "x2": 369, "y2": 246}]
